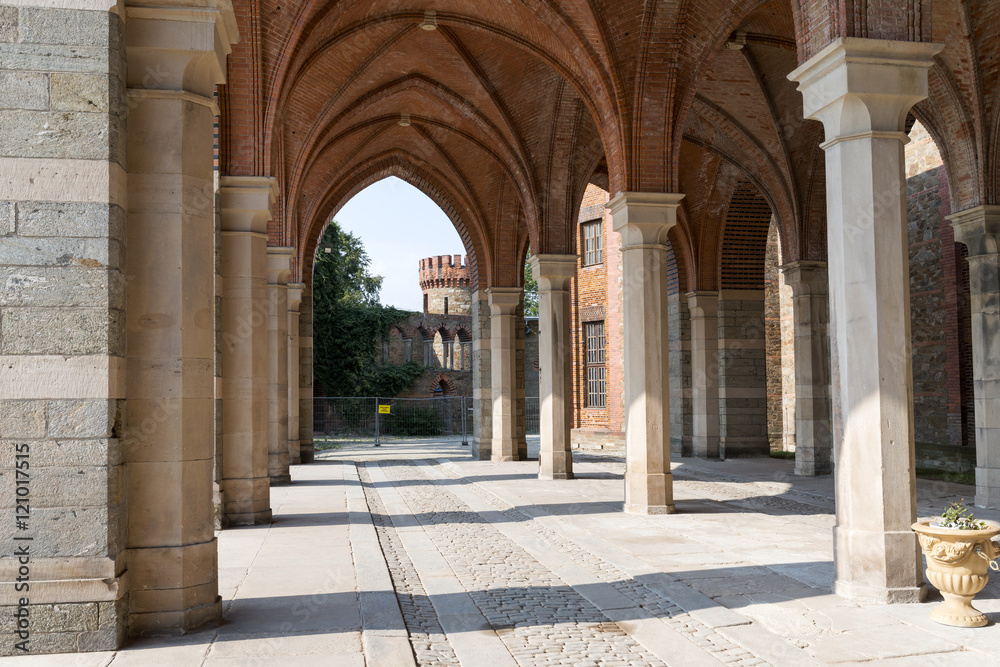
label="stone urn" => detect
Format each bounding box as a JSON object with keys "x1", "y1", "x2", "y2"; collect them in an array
[{"x1": 912, "y1": 519, "x2": 1000, "y2": 627}]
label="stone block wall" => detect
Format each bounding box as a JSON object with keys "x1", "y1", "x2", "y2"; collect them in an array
[
  {"x1": 717, "y1": 291, "x2": 769, "y2": 457},
  {"x1": 668, "y1": 293, "x2": 692, "y2": 457},
  {"x1": 905, "y1": 119, "x2": 971, "y2": 453},
  {"x1": 471, "y1": 292, "x2": 492, "y2": 459},
  {"x1": 763, "y1": 223, "x2": 796, "y2": 452},
  {"x1": 0, "y1": 4, "x2": 128, "y2": 654}
]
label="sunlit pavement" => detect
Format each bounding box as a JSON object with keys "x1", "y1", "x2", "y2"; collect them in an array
[{"x1": 9, "y1": 438, "x2": 1000, "y2": 666}]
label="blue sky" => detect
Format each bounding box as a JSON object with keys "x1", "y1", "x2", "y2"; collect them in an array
[{"x1": 334, "y1": 177, "x2": 466, "y2": 312}]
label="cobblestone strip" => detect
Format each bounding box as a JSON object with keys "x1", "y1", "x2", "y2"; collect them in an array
[
  {"x1": 357, "y1": 464, "x2": 462, "y2": 666},
  {"x1": 376, "y1": 459, "x2": 671, "y2": 667},
  {"x1": 423, "y1": 461, "x2": 768, "y2": 666}
]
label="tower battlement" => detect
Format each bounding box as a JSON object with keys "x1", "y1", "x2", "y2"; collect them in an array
[
  {"x1": 420, "y1": 255, "x2": 472, "y2": 315},
  {"x1": 419, "y1": 255, "x2": 471, "y2": 291}
]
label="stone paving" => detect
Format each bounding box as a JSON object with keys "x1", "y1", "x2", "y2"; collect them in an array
[{"x1": 7, "y1": 438, "x2": 1000, "y2": 665}]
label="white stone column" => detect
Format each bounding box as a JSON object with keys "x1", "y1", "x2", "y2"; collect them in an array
[
  {"x1": 288, "y1": 283, "x2": 304, "y2": 466},
  {"x1": 124, "y1": 1, "x2": 237, "y2": 635},
  {"x1": 218, "y1": 177, "x2": 275, "y2": 526},
  {"x1": 531, "y1": 255, "x2": 577, "y2": 480},
  {"x1": 488, "y1": 287, "x2": 523, "y2": 461},
  {"x1": 781, "y1": 261, "x2": 832, "y2": 476},
  {"x1": 687, "y1": 292, "x2": 720, "y2": 459},
  {"x1": 609, "y1": 192, "x2": 683, "y2": 514},
  {"x1": 791, "y1": 37, "x2": 941, "y2": 603},
  {"x1": 267, "y1": 248, "x2": 293, "y2": 485},
  {"x1": 299, "y1": 285, "x2": 315, "y2": 463},
  {"x1": 948, "y1": 206, "x2": 1000, "y2": 508}
]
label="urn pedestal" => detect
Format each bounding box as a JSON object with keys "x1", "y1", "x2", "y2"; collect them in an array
[{"x1": 912, "y1": 520, "x2": 1000, "y2": 627}]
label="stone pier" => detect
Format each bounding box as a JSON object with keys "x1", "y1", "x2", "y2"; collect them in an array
[
  {"x1": 687, "y1": 292, "x2": 721, "y2": 459},
  {"x1": 288, "y1": 283, "x2": 304, "y2": 466},
  {"x1": 791, "y1": 37, "x2": 941, "y2": 603},
  {"x1": 610, "y1": 192, "x2": 682, "y2": 515},
  {"x1": 488, "y1": 287, "x2": 524, "y2": 462},
  {"x1": 267, "y1": 247, "x2": 292, "y2": 485}
]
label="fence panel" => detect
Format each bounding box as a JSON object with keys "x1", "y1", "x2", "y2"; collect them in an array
[{"x1": 313, "y1": 396, "x2": 540, "y2": 449}]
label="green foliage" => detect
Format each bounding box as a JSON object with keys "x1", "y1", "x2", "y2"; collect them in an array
[
  {"x1": 313, "y1": 220, "x2": 423, "y2": 397},
  {"x1": 939, "y1": 500, "x2": 987, "y2": 530},
  {"x1": 523, "y1": 249, "x2": 539, "y2": 317},
  {"x1": 380, "y1": 406, "x2": 445, "y2": 437}
]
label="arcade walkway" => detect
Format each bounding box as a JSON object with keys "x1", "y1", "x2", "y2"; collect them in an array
[{"x1": 10, "y1": 442, "x2": 1000, "y2": 666}]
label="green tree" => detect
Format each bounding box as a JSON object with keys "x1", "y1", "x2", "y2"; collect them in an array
[
  {"x1": 523, "y1": 249, "x2": 539, "y2": 317},
  {"x1": 313, "y1": 221, "x2": 423, "y2": 397}
]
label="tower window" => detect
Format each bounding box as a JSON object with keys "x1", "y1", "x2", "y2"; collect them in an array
[
  {"x1": 582, "y1": 220, "x2": 603, "y2": 266},
  {"x1": 584, "y1": 321, "x2": 606, "y2": 408},
  {"x1": 444, "y1": 297, "x2": 449, "y2": 315},
  {"x1": 423, "y1": 293, "x2": 428, "y2": 313}
]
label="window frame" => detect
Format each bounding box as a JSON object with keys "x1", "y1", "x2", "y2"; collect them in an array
[
  {"x1": 583, "y1": 320, "x2": 607, "y2": 409},
  {"x1": 581, "y1": 220, "x2": 604, "y2": 267}
]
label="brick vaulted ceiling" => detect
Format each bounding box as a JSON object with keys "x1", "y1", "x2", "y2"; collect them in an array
[{"x1": 218, "y1": 0, "x2": 999, "y2": 291}]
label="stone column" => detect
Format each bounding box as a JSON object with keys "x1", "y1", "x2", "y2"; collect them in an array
[
  {"x1": 267, "y1": 248, "x2": 293, "y2": 485},
  {"x1": 531, "y1": 255, "x2": 577, "y2": 480},
  {"x1": 488, "y1": 287, "x2": 523, "y2": 461},
  {"x1": 948, "y1": 206, "x2": 1000, "y2": 508},
  {"x1": 124, "y1": 1, "x2": 237, "y2": 635},
  {"x1": 609, "y1": 192, "x2": 683, "y2": 514},
  {"x1": 472, "y1": 291, "x2": 493, "y2": 460},
  {"x1": 717, "y1": 290, "x2": 769, "y2": 458},
  {"x1": 687, "y1": 292, "x2": 720, "y2": 459},
  {"x1": 299, "y1": 284, "x2": 315, "y2": 463},
  {"x1": 668, "y1": 293, "x2": 693, "y2": 457},
  {"x1": 0, "y1": 4, "x2": 130, "y2": 652},
  {"x1": 217, "y1": 177, "x2": 274, "y2": 526},
  {"x1": 791, "y1": 37, "x2": 941, "y2": 603},
  {"x1": 781, "y1": 261, "x2": 832, "y2": 476},
  {"x1": 288, "y1": 283, "x2": 304, "y2": 466}
]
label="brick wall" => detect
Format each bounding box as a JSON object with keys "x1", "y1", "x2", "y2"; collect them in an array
[
  {"x1": 570, "y1": 185, "x2": 625, "y2": 449},
  {"x1": 764, "y1": 223, "x2": 796, "y2": 452}
]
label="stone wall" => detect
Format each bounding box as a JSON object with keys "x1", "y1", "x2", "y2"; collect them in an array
[
  {"x1": 905, "y1": 119, "x2": 971, "y2": 453},
  {"x1": 0, "y1": 4, "x2": 128, "y2": 653},
  {"x1": 668, "y1": 293, "x2": 692, "y2": 457},
  {"x1": 471, "y1": 292, "x2": 492, "y2": 459},
  {"x1": 763, "y1": 223, "x2": 795, "y2": 452},
  {"x1": 717, "y1": 291, "x2": 769, "y2": 457}
]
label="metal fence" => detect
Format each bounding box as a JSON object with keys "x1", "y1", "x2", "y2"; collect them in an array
[{"x1": 313, "y1": 396, "x2": 541, "y2": 447}]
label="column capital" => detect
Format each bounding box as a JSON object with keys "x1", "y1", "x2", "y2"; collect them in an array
[
  {"x1": 486, "y1": 287, "x2": 522, "y2": 315},
  {"x1": 608, "y1": 192, "x2": 684, "y2": 247},
  {"x1": 219, "y1": 176, "x2": 278, "y2": 234},
  {"x1": 287, "y1": 283, "x2": 305, "y2": 312},
  {"x1": 685, "y1": 291, "x2": 719, "y2": 317},
  {"x1": 780, "y1": 260, "x2": 829, "y2": 296},
  {"x1": 266, "y1": 247, "x2": 293, "y2": 285},
  {"x1": 125, "y1": 0, "x2": 239, "y2": 99},
  {"x1": 789, "y1": 38, "x2": 942, "y2": 139},
  {"x1": 947, "y1": 205, "x2": 1000, "y2": 256},
  {"x1": 529, "y1": 254, "x2": 577, "y2": 291}
]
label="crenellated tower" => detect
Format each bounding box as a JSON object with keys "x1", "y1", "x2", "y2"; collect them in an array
[{"x1": 419, "y1": 255, "x2": 472, "y2": 315}]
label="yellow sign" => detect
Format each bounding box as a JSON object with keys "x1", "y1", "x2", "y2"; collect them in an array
[{"x1": 378, "y1": 405, "x2": 391, "y2": 414}]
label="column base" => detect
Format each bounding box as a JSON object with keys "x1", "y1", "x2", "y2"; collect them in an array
[
  {"x1": 692, "y1": 436, "x2": 720, "y2": 459},
  {"x1": 625, "y1": 472, "x2": 675, "y2": 514},
  {"x1": 129, "y1": 597, "x2": 222, "y2": 637},
  {"x1": 539, "y1": 471, "x2": 574, "y2": 481},
  {"x1": 975, "y1": 466, "x2": 1000, "y2": 509},
  {"x1": 670, "y1": 436, "x2": 692, "y2": 458},
  {"x1": 539, "y1": 451, "x2": 574, "y2": 479},
  {"x1": 225, "y1": 509, "x2": 273, "y2": 526},
  {"x1": 795, "y1": 459, "x2": 832, "y2": 476},
  {"x1": 834, "y1": 580, "x2": 926, "y2": 605},
  {"x1": 491, "y1": 438, "x2": 519, "y2": 462},
  {"x1": 300, "y1": 445, "x2": 315, "y2": 464},
  {"x1": 624, "y1": 503, "x2": 676, "y2": 515},
  {"x1": 473, "y1": 439, "x2": 491, "y2": 461},
  {"x1": 270, "y1": 475, "x2": 292, "y2": 486}
]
